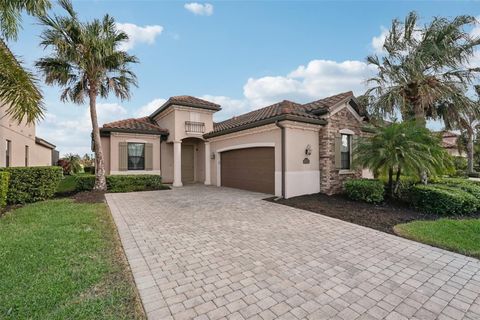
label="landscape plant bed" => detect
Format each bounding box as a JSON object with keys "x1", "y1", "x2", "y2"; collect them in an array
[{"x1": 268, "y1": 193, "x2": 480, "y2": 234}]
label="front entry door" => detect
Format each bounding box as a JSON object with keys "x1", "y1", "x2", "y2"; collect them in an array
[{"x1": 181, "y1": 145, "x2": 195, "y2": 183}]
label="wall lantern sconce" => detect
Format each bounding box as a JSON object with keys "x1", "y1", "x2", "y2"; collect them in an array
[
  {"x1": 210, "y1": 152, "x2": 216, "y2": 160},
  {"x1": 305, "y1": 144, "x2": 312, "y2": 156}
]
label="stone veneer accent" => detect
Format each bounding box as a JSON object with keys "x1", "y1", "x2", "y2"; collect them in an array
[{"x1": 319, "y1": 105, "x2": 366, "y2": 195}]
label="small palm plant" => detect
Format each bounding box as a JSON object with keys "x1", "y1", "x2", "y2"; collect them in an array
[
  {"x1": 36, "y1": 0, "x2": 138, "y2": 191},
  {"x1": 354, "y1": 121, "x2": 452, "y2": 197}
]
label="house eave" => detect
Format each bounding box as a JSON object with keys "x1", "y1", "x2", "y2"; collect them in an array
[
  {"x1": 100, "y1": 128, "x2": 169, "y2": 137},
  {"x1": 204, "y1": 114, "x2": 327, "y2": 139}
]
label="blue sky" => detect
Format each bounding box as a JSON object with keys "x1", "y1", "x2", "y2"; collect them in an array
[{"x1": 7, "y1": 0, "x2": 480, "y2": 155}]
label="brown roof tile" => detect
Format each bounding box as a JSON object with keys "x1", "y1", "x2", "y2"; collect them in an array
[
  {"x1": 302, "y1": 91, "x2": 355, "y2": 112},
  {"x1": 210, "y1": 100, "x2": 325, "y2": 135},
  {"x1": 150, "y1": 95, "x2": 221, "y2": 118},
  {"x1": 101, "y1": 117, "x2": 168, "y2": 135}
]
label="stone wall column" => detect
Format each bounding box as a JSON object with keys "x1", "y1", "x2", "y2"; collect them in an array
[{"x1": 173, "y1": 141, "x2": 183, "y2": 187}]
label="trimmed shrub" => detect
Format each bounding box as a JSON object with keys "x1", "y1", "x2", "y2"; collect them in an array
[
  {"x1": 83, "y1": 166, "x2": 95, "y2": 174},
  {"x1": 75, "y1": 174, "x2": 164, "y2": 193},
  {"x1": 344, "y1": 179, "x2": 384, "y2": 203},
  {"x1": 0, "y1": 171, "x2": 9, "y2": 208},
  {"x1": 0, "y1": 166, "x2": 63, "y2": 204},
  {"x1": 431, "y1": 178, "x2": 480, "y2": 200},
  {"x1": 107, "y1": 175, "x2": 164, "y2": 193},
  {"x1": 409, "y1": 184, "x2": 478, "y2": 215},
  {"x1": 74, "y1": 174, "x2": 95, "y2": 191}
]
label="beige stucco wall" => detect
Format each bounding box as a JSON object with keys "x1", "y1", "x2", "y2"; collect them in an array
[
  {"x1": 208, "y1": 123, "x2": 282, "y2": 197},
  {"x1": 100, "y1": 136, "x2": 111, "y2": 174},
  {"x1": 105, "y1": 132, "x2": 161, "y2": 175},
  {"x1": 0, "y1": 104, "x2": 51, "y2": 167},
  {"x1": 161, "y1": 142, "x2": 174, "y2": 183},
  {"x1": 153, "y1": 105, "x2": 214, "y2": 142},
  {"x1": 284, "y1": 122, "x2": 321, "y2": 198},
  {"x1": 32, "y1": 144, "x2": 53, "y2": 166}
]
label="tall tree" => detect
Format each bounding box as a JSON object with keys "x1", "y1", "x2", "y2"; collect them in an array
[
  {"x1": 0, "y1": 0, "x2": 50, "y2": 123},
  {"x1": 366, "y1": 12, "x2": 480, "y2": 126},
  {"x1": 439, "y1": 86, "x2": 480, "y2": 174},
  {"x1": 36, "y1": 0, "x2": 138, "y2": 190},
  {"x1": 354, "y1": 121, "x2": 452, "y2": 197}
]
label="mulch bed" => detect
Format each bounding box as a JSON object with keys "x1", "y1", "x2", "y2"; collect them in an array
[
  {"x1": 72, "y1": 191, "x2": 106, "y2": 204},
  {"x1": 267, "y1": 194, "x2": 451, "y2": 234}
]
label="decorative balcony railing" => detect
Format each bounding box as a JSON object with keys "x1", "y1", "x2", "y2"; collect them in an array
[{"x1": 185, "y1": 121, "x2": 205, "y2": 133}]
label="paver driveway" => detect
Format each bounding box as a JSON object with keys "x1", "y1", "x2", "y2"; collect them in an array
[{"x1": 106, "y1": 185, "x2": 480, "y2": 320}]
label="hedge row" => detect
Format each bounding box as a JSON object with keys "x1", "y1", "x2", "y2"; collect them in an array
[
  {"x1": 345, "y1": 177, "x2": 480, "y2": 215},
  {"x1": 0, "y1": 172, "x2": 9, "y2": 208},
  {"x1": 344, "y1": 179, "x2": 384, "y2": 203},
  {"x1": 75, "y1": 174, "x2": 165, "y2": 193},
  {"x1": 0, "y1": 167, "x2": 63, "y2": 204},
  {"x1": 409, "y1": 184, "x2": 479, "y2": 215}
]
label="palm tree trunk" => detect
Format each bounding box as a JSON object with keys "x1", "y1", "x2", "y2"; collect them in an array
[
  {"x1": 89, "y1": 88, "x2": 107, "y2": 191},
  {"x1": 467, "y1": 130, "x2": 474, "y2": 175},
  {"x1": 388, "y1": 167, "x2": 394, "y2": 198},
  {"x1": 393, "y1": 167, "x2": 402, "y2": 196}
]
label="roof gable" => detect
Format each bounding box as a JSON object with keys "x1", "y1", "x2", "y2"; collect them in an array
[
  {"x1": 150, "y1": 96, "x2": 221, "y2": 118},
  {"x1": 101, "y1": 117, "x2": 168, "y2": 135}
]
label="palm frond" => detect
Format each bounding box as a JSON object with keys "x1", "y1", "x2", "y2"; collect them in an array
[{"x1": 0, "y1": 39, "x2": 44, "y2": 123}]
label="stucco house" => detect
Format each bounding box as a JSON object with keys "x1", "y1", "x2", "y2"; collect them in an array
[
  {"x1": 439, "y1": 131, "x2": 465, "y2": 158},
  {"x1": 99, "y1": 91, "x2": 373, "y2": 198},
  {"x1": 0, "y1": 102, "x2": 57, "y2": 168}
]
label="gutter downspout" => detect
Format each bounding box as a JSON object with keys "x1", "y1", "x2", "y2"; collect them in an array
[{"x1": 275, "y1": 121, "x2": 286, "y2": 199}]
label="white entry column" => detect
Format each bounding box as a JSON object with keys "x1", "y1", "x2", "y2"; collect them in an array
[
  {"x1": 173, "y1": 141, "x2": 183, "y2": 187},
  {"x1": 204, "y1": 141, "x2": 211, "y2": 185}
]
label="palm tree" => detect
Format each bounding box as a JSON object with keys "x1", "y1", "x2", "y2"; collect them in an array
[
  {"x1": 36, "y1": 0, "x2": 138, "y2": 190},
  {"x1": 354, "y1": 121, "x2": 452, "y2": 197},
  {"x1": 439, "y1": 86, "x2": 480, "y2": 175},
  {"x1": 366, "y1": 12, "x2": 480, "y2": 126},
  {"x1": 0, "y1": 0, "x2": 51, "y2": 123}
]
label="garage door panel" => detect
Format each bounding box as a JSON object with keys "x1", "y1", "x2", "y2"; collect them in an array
[{"x1": 221, "y1": 147, "x2": 274, "y2": 194}]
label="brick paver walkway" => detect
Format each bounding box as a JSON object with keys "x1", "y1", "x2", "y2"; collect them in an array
[{"x1": 106, "y1": 185, "x2": 480, "y2": 320}]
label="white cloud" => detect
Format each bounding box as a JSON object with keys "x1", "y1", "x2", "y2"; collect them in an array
[
  {"x1": 244, "y1": 59, "x2": 375, "y2": 107},
  {"x1": 184, "y1": 3, "x2": 214, "y2": 16},
  {"x1": 116, "y1": 23, "x2": 163, "y2": 51},
  {"x1": 37, "y1": 103, "x2": 128, "y2": 156},
  {"x1": 200, "y1": 95, "x2": 251, "y2": 121},
  {"x1": 371, "y1": 27, "x2": 388, "y2": 53},
  {"x1": 135, "y1": 98, "x2": 167, "y2": 117}
]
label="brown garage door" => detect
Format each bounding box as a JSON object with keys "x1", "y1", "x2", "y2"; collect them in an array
[{"x1": 221, "y1": 147, "x2": 274, "y2": 194}]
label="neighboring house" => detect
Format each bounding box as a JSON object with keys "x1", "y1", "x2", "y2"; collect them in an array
[
  {"x1": 100, "y1": 91, "x2": 372, "y2": 198},
  {"x1": 439, "y1": 131, "x2": 464, "y2": 158},
  {"x1": 0, "y1": 102, "x2": 57, "y2": 167}
]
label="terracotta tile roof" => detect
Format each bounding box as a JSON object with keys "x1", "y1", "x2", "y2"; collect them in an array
[
  {"x1": 150, "y1": 95, "x2": 221, "y2": 118},
  {"x1": 101, "y1": 117, "x2": 168, "y2": 135},
  {"x1": 210, "y1": 100, "x2": 326, "y2": 135},
  {"x1": 302, "y1": 91, "x2": 356, "y2": 112},
  {"x1": 442, "y1": 140, "x2": 457, "y2": 149}
]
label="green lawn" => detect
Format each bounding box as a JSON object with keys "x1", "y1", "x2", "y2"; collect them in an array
[
  {"x1": 0, "y1": 199, "x2": 145, "y2": 319},
  {"x1": 394, "y1": 219, "x2": 480, "y2": 258}
]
